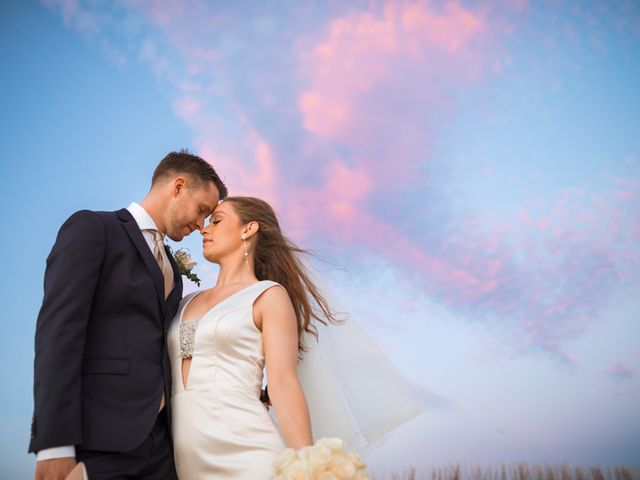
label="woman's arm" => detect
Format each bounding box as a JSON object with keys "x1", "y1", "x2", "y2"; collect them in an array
[{"x1": 257, "y1": 285, "x2": 313, "y2": 449}]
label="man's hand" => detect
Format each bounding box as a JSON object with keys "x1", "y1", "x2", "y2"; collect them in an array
[
  {"x1": 35, "y1": 457, "x2": 77, "y2": 480},
  {"x1": 260, "y1": 385, "x2": 272, "y2": 409}
]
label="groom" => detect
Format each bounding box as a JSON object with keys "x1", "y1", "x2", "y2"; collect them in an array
[{"x1": 29, "y1": 150, "x2": 227, "y2": 480}]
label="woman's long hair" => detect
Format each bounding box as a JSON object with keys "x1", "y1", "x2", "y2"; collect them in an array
[{"x1": 223, "y1": 196, "x2": 342, "y2": 351}]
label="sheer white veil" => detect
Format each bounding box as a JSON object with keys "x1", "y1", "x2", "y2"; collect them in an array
[{"x1": 296, "y1": 313, "x2": 425, "y2": 455}]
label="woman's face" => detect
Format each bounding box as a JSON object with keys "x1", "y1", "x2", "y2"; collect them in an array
[{"x1": 201, "y1": 201, "x2": 245, "y2": 263}]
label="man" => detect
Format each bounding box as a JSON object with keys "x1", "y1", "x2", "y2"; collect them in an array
[{"x1": 29, "y1": 150, "x2": 228, "y2": 480}]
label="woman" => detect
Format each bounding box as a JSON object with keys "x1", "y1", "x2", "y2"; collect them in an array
[{"x1": 167, "y1": 196, "x2": 341, "y2": 479}]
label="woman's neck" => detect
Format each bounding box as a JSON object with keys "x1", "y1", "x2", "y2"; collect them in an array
[{"x1": 215, "y1": 257, "x2": 258, "y2": 289}]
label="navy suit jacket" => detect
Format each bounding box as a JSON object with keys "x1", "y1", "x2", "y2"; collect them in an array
[{"x1": 29, "y1": 208, "x2": 183, "y2": 453}]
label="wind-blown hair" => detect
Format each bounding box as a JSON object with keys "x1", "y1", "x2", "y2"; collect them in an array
[{"x1": 223, "y1": 196, "x2": 342, "y2": 350}]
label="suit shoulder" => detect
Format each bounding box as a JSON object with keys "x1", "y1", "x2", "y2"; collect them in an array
[
  {"x1": 93, "y1": 210, "x2": 120, "y2": 223},
  {"x1": 52, "y1": 210, "x2": 107, "y2": 252},
  {"x1": 65, "y1": 209, "x2": 122, "y2": 225},
  {"x1": 61, "y1": 209, "x2": 104, "y2": 228}
]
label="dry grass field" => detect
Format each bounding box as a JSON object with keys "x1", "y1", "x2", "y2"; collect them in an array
[{"x1": 370, "y1": 464, "x2": 640, "y2": 480}]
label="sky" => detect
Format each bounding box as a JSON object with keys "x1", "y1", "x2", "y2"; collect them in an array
[{"x1": 1, "y1": 0, "x2": 639, "y2": 476}]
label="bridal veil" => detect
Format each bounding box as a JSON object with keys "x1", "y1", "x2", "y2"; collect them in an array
[{"x1": 295, "y1": 317, "x2": 425, "y2": 454}]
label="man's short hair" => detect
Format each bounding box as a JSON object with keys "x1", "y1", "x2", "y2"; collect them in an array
[{"x1": 152, "y1": 149, "x2": 228, "y2": 199}]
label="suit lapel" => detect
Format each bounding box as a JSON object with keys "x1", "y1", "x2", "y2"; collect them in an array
[{"x1": 117, "y1": 209, "x2": 166, "y2": 314}]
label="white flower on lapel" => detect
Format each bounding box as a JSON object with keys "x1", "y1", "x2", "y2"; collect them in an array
[{"x1": 170, "y1": 248, "x2": 201, "y2": 286}]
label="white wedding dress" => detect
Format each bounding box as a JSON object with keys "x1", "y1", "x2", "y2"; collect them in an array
[
  {"x1": 168, "y1": 280, "x2": 424, "y2": 479},
  {"x1": 168, "y1": 281, "x2": 285, "y2": 479}
]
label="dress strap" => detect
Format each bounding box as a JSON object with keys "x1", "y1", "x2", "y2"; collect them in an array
[{"x1": 244, "y1": 280, "x2": 283, "y2": 306}]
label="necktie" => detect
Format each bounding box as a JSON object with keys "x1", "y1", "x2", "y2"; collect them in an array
[
  {"x1": 150, "y1": 230, "x2": 172, "y2": 412},
  {"x1": 151, "y1": 230, "x2": 174, "y2": 299}
]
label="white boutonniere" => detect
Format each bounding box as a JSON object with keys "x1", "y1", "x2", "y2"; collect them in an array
[{"x1": 169, "y1": 247, "x2": 201, "y2": 286}]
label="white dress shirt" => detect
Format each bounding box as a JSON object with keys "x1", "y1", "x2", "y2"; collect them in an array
[{"x1": 36, "y1": 202, "x2": 162, "y2": 463}]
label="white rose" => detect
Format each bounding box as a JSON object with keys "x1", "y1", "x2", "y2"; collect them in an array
[
  {"x1": 308, "y1": 444, "x2": 332, "y2": 467},
  {"x1": 175, "y1": 250, "x2": 197, "y2": 270},
  {"x1": 345, "y1": 451, "x2": 366, "y2": 470},
  {"x1": 298, "y1": 446, "x2": 314, "y2": 463},
  {"x1": 273, "y1": 448, "x2": 297, "y2": 474},
  {"x1": 317, "y1": 473, "x2": 339, "y2": 480},
  {"x1": 330, "y1": 457, "x2": 356, "y2": 480},
  {"x1": 317, "y1": 437, "x2": 344, "y2": 452},
  {"x1": 284, "y1": 458, "x2": 313, "y2": 480}
]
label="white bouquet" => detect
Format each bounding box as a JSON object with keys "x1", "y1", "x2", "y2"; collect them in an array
[{"x1": 272, "y1": 437, "x2": 368, "y2": 480}]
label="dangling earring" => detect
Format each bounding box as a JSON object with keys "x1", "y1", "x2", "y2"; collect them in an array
[{"x1": 241, "y1": 233, "x2": 249, "y2": 266}]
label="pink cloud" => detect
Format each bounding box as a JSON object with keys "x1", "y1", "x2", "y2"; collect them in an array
[
  {"x1": 282, "y1": 2, "x2": 504, "y2": 309},
  {"x1": 402, "y1": 2, "x2": 484, "y2": 52},
  {"x1": 298, "y1": 1, "x2": 489, "y2": 188},
  {"x1": 198, "y1": 131, "x2": 280, "y2": 209}
]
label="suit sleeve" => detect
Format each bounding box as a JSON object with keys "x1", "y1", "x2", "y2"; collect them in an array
[{"x1": 29, "y1": 210, "x2": 106, "y2": 453}]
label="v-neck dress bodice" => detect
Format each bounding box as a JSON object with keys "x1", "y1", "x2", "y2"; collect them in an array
[{"x1": 167, "y1": 280, "x2": 285, "y2": 479}]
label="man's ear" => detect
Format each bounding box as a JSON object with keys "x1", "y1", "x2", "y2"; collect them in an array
[{"x1": 172, "y1": 177, "x2": 186, "y2": 197}]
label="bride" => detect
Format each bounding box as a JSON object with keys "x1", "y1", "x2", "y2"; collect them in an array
[
  {"x1": 168, "y1": 196, "x2": 422, "y2": 479},
  {"x1": 168, "y1": 196, "x2": 337, "y2": 478}
]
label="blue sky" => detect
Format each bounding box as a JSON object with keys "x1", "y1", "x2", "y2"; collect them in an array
[{"x1": 1, "y1": 0, "x2": 639, "y2": 476}]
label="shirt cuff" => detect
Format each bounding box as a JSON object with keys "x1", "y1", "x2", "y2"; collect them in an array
[{"x1": 36, "y1": 445, "x2": 76, "y2": 461}]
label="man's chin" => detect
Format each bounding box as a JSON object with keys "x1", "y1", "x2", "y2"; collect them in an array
[
  {"x1": 167, "y1": 225, "x2": 193, "y2": 242},
  {"x1": 166, "y1": 232, "x2": 184, "y2": 242}
]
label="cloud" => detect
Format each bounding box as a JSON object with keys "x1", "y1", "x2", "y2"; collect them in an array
[
  {"x1": 42, "y1": 0, "x2": 102, "y2": 36},
  {"x1": 298, "y1": 1, "x2": 488, "y2": 188},
  {"x1": 43, "y1": 0, "x2": 640, "y2": 363},
  {"x1": 605, "y1": 361, "x2": 635, "y2": 380}
]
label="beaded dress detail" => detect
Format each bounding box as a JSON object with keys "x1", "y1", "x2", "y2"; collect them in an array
[{"x1": 178, "y1": 319, "x2": 199, "y2": 358}]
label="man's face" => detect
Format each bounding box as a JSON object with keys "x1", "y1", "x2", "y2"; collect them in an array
[{"x1": 166, "y1": 180, "x2": 219, "y2": 241}]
